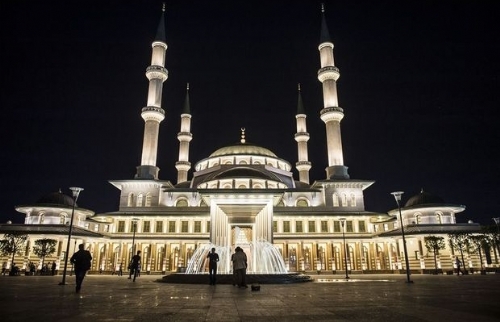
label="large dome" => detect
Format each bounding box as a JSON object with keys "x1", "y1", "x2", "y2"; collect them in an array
[
  {"x1": 209, "y1": 143, "x2": 277, "y2": 158},
  {"x1": 36, "y1": 190, "x2": 77, "y2": 207},
  {"x1": 404, "y1": 190, "x2": 444, "y2": 207}
]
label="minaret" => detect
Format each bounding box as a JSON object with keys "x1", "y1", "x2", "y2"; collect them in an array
[
  {"x1": 175, "y1": 83, "x2": 192, "y2": 184},
  {"x1": 136, "y1": 4, "x2": 168, "y2": 179},
  {"x1": 294, "y1": 83, "x2": 311, "y2": 184},
  {"x1": 317, "y1": 4, "x2": 349, "y2": 179}
]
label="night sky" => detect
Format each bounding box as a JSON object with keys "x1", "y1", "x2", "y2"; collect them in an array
[{"x1": 1, "y1": 1, "x2": 499, "y2": 225}]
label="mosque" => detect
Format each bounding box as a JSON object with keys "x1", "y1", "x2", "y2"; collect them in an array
[{"x1": 0, "y1": 6, "x2": 493, "y2": 276}]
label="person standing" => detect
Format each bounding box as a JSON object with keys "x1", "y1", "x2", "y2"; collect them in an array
[
  {"x1": 51, "y1": 262, "x2": 56, "y2": 276},
  {"x1": 70, "y1": 244, "x2": 92, "y2": 293},
  {"x1": 128, "y1": 250, "x2": 141, "y2": 282},
  {"x1": 233, "y1": 247, "x2": 248, "y2": 288},
  {"x1": 206, "y1": 247, "x2": 219, "y2": 285},
  {"x1": 455, "y1": 256, "x2": 463, "y2": 275}
]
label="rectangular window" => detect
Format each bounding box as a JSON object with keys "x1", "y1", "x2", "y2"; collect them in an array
[
  {"x1": 283, "y1": 221, "x2": 290, "y2": 233},
  {"x1": 206, "y1": 221, "x2": 211, "y2": 232},
  {"x1": 155, "y1": 221, "x2": 163, "y2": 233},
  {"x1": 296, "y1": 221, "x2": 303, "y2": 233},
  {"x1": 321, "y1": 221, "x2": 328, "y2": 233},
  {"x1": 333, "y1": 221, "x2": 340, "y2": 232},
  {"x1": 168, "y1": 221, "x2": 176, "y2": 233},
  {"x1": 94, "y1": 224, "x2": 99, "y2": 232},
  {"x1": 383, "y1": 223, "x2": 389, "y2": 231},
  {"x1": 273, "y1": 221, "x2": 278, "y2": 233},
  {"x1": 358, "y1": 221, "x2": 366, "y2": 232},
  {"x1": 104, "y1": 225, "x2": 109, "y2": 232},
  {"x1": 117, "y1": 221, "x2": 125, "y2": 233},
  {"x1": 143, "y1": 221, "x2": 150, "y2": 233},
  {"x1": 194, "y1": 221, "x2": 201, "y2": 233},
  {"x1": 308, "y1": 221, "x2": 315, "y2": 233},
  {"x1": 346, "y1": 221, "x2": 353, "y2": 232},
  {"x1": 181, "y1": 221, "x2": 189, "y2": 233}
]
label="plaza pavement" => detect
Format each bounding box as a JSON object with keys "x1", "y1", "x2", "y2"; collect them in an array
[{"x1": 0, "y1": 273, "x2": 499, "y2": 322}]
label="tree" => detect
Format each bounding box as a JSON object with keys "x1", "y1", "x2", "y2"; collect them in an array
[
  {"x1": 448, "y1": 232, "x2": 470, "y2": 272},
  {"x1": 482, "y1": 224, "x2": 500, "y2": 265},
  {"x1": 0, "y1": 233, "x2": 28, "y2": 267},
  {"x1": 424, "y1": 236, "x2": 446, "y2": 274},
  {"x1": 468, "y1": 235, "x2": 487, "y2": 272},
  {"x1": 32, "y1": 238, "x2": 57, "y2": 269}
]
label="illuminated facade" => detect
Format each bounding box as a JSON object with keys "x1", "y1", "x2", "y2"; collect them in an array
[{"x1": 1, "y1": 6, "x2": 495, "y2": 275}]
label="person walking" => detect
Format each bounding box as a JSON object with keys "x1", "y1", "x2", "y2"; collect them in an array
[
  {"x1": 233, "y1": 247, "x2": 248, "y2": 288},
  {"x1": 51, "y1": 262, "x2": 56, "y2": 276},
  {"x1": 207, "y1": 247, "x2": 219, "y2": 285},
  {"x1": 128, "y1": 250, "x2": 141, "y2": 282},
  {"x1": 455, "y1": 256, "x2": 463, "y2": 275},
  {"x1": 118, "y1": 263, "x2": 123, "y2": 276},
  {"x1": 70, "y1": 244, "x2": 92, "y2": 293}
]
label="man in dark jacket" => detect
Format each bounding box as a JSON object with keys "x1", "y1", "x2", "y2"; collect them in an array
[
  {"x1": 70, "y1": 244, "x2": 92, "y2": 293},
  {"x1": 207, "y1": 247, "x2": 219, "y2": 285}
]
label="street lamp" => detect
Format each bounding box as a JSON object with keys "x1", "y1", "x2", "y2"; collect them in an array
[
  {"x1": 493, "y1": 218, "x2": 500, "y2": 262},
  {"x1": 59, "y1": 187, "x2": 83, "y2": 285},
  {"x1": 391, "y1": 191, "x2": 413, "y2": 284},
  {"x1": 339, "y1": 217, "x2": 349, "y2": 279},
  {"x1": 131, "y1": 218, "x2": 139, "y2": 257}
]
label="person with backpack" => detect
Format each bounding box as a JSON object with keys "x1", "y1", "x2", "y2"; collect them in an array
[{"x1": 70, "y1": 244, "x2": 92, "y2": 293}]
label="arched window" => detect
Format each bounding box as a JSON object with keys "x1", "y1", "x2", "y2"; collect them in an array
[
  {"x1": 237, "y1": 184, "x2": 247, "y2": 189},
  {"x1": 296, "y1": 199, "x2": 308, "y2": 207},
  {"x1": 253, "y1": 183, "x2": 263, "y2": 188},
  {"x1": 350, "y1": 194, "x2": 356, "y2": 207},
  {"x1": 60, "y1": 213, "x2": 67, "y2": 225},
  {"x1": 238, "y1": 160, "x2": 247, "y2": 165},
  {"x1": 223, "y1": 183, "x2": 232, "y2": 189},
  {"x1": 145, "y1": 193, "x2": 152, "y2": 207},
  {"x1": 39, "y1": 213, "x2": 45, "y2": 224},
  {"x1": 342, "y1": 194, "x2": 347, "y2": 207},
  {"x1": 136, "y1": 194, "x2": 144, "y2": 207},
  {"x1": 176, "y1": 199, "x2": 188, "y2": 207},
  {"x1": 333, "y1": 194, "x2": 339, "y2": 207},
  {"x1": 415, "y1": 213, "x2": 422, "y2": 224},
  {"x1": 127, "y1": 193, "x2": 135, "y2": 207},
  {"x1": 435, "y1": 212, "x2": 443, "y2": 224}
]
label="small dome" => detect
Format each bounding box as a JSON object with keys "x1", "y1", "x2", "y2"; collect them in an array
[
  {"x1": 404, "y1": 190, "x2": 444, "y2": 207},
  {"x1": 37, "y1": 190, "x2": 77, "y2": 207},
  {"x1": 210, "y1": 143, "x2": 277, "y2": 158}
]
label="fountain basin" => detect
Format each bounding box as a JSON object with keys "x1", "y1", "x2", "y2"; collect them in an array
[{"x1": 157, "y1": 273, "x2": 313, "y2": 284}]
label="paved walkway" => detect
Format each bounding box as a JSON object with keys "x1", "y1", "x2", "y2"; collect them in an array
[{"x1": 0, "y1": 273, "x2": 499, "y2": 321}]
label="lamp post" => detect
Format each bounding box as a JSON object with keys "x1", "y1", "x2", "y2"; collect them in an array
[
  {"x1": 339, "y1": 217, "x2": 349, "y2": 279},
  {"x1": 391, "y1": 191, "x2": 413, "y2": 283},
  {"x1": 59, "y1": 187, "x2": 83, "y2": 285},
  {"x1": 131, "y1": 218, "x2": 139, "y2": 257},
  {"x1": 493, "y1": 218, "x2": 500, "y2": 262}
]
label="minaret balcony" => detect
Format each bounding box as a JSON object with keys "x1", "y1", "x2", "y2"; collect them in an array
[
  {"x1": 175, "y1": 161, "x2": 191, "y2": 172},
  {"x1": 141, "y1": 106, "x2": 165, "y2": 122},
  {"x1": 317, "y1": 66, "x2": 340, "y2": 82},
  {"x1": 146, "y1": 65, "x2": 168, "y2": 81},
  {"x1": 294, "y1": 132, "x2": 310, "y2": 142},
  {"x1": 296, "y1": 161, "x2": 312, "y2": 171},
  {"x1": 320, "y1": 107, "x2": 344, "y2": 122},
  {"x1": 177, "y1": 132, "x2": 193, "y2": 142}
]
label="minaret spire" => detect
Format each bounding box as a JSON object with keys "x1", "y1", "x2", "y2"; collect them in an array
[
  {"x1": 176, "y1": 83, "x2": 193, "y2": 184},
  {"x1": 136, "y1": 5, "x2": 169, "y2": 179},
  {"x1": 295, "y1": 83, "x2": 311, "y2": 184},
  {"x1": 317, "y1": 4, "x2": 349, "y2": 179}
]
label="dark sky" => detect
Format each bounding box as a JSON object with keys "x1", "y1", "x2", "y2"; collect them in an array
[{"x1": 1, "y1": 1, "x2": 499, "y2": 225}]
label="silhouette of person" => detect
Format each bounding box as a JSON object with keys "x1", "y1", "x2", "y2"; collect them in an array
[
  {"x1": 207, "y1": 247, "x2": 219, "y2": 285},
  {"x1": 128, "y1": 251, "x2": 141, "y2": 282},
  {"x1": 233, "y1": 247, "x2": 248, "y2": 288},
  {"x1": 70, "y1": 244, "x2": 92, "y2": 293},
  {"x1": 51, "y1": 262, "x2": 56, "y2": 276}
]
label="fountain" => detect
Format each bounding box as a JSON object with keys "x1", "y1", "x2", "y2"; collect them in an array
[{"x1": 159, "y1": 227, "x2": 312, "y2": 284}]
